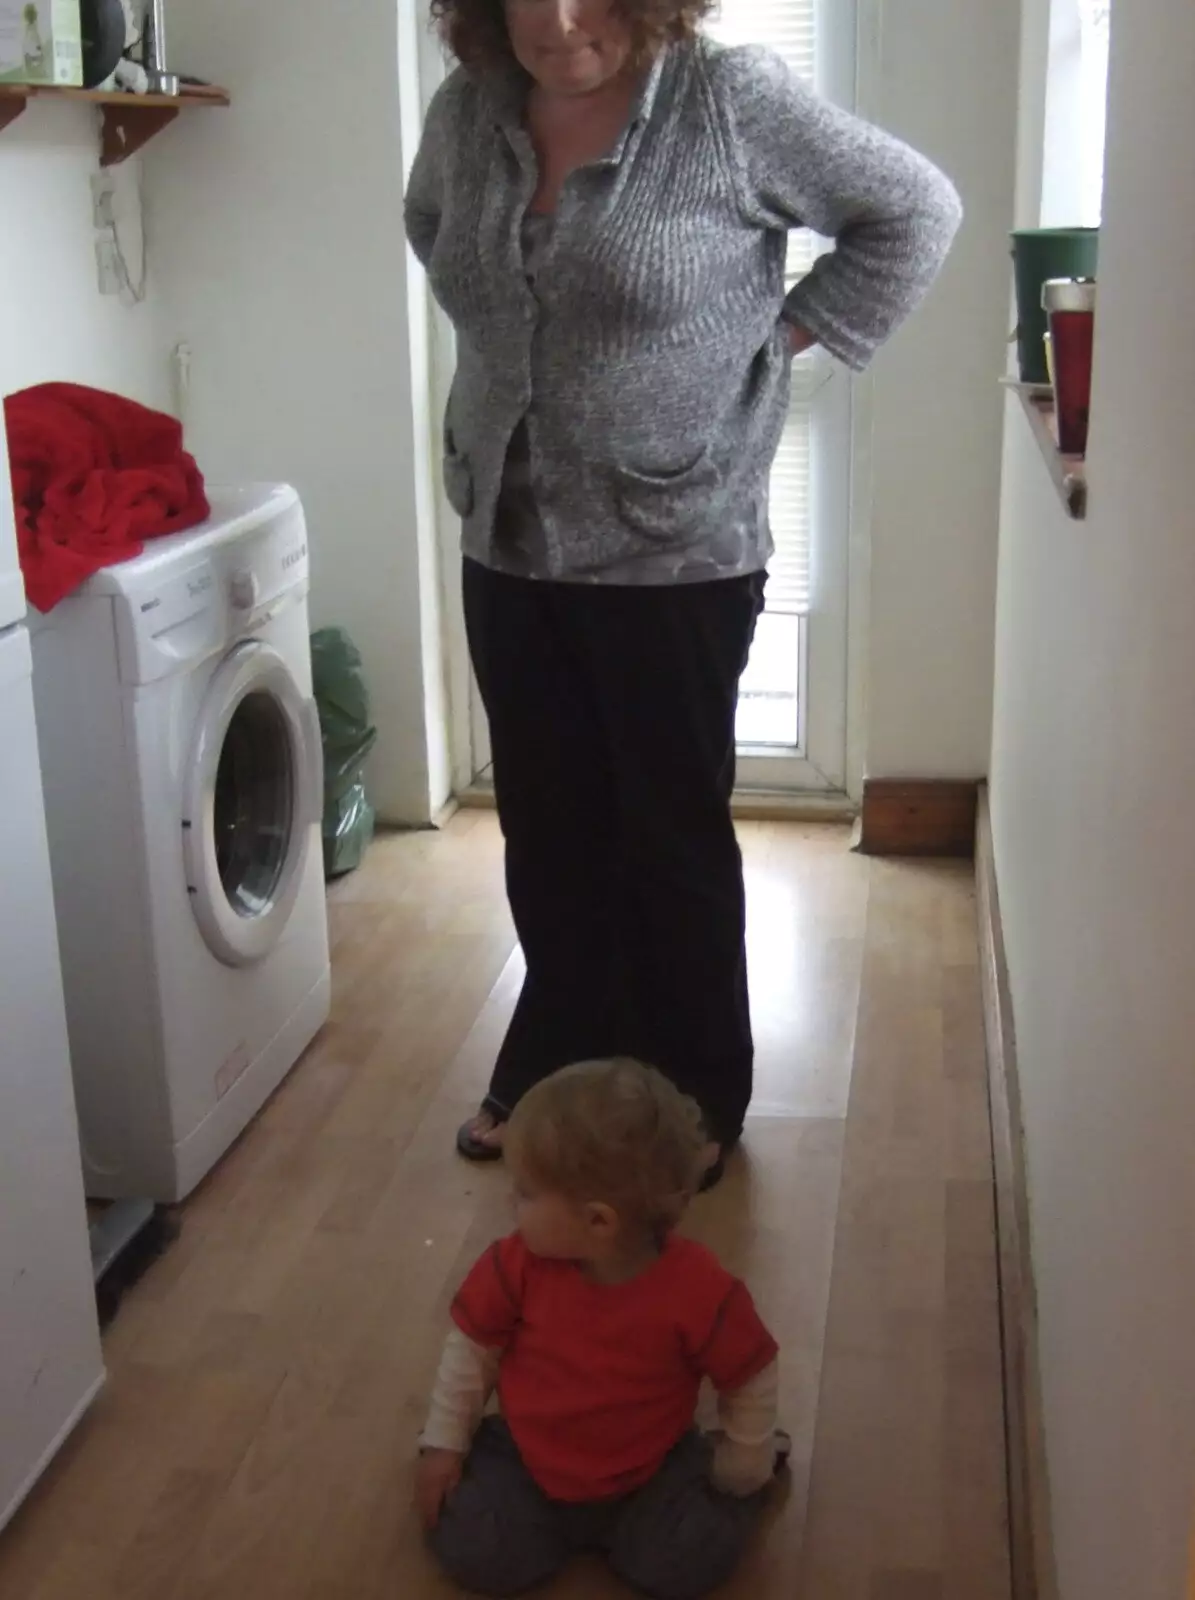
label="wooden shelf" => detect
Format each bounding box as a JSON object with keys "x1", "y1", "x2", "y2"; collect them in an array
[
  {"x1": 1003, "y1": 379, "x2": 1087, "y2": 519},
  {"x1": 0, "y1": 83, "x2": 229, "y2": 166}
]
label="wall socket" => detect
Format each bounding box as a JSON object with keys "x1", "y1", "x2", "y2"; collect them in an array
[
  {"x1": 88, "y1": 167, "x2": 147, "y2": 302},
  {"x1": 91, "y1": 171, "x2": 121, "y2": 295}
]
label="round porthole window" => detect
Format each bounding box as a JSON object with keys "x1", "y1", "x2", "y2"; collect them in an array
[
  {"x1": 213, "y1": 690, "x2": 296, "y2": 919},
  {"x1": 182, "y1": 643, "x2": 322, "y2": 968}
]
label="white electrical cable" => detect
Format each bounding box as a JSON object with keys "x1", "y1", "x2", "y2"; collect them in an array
[{"x1": 171, "y1": 342, "x2": 192, "y2": 426}]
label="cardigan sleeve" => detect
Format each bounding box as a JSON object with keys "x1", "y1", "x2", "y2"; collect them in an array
[
  {"x1": 705, "y1": 43, "x2": 963, "y2": 371},
  {"x1": 404, "y1": 74, "x2": 455, "y2": 269}
]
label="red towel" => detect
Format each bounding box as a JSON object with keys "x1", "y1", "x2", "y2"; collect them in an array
[{"x1": 4, "y1": 383, "x2": 210, "y2": 612}]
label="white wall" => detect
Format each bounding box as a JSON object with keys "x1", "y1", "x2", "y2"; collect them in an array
[
  {"x1": 0, "y1": 107, "x2": 163, "y2": 406},
  {"x1": 144, "y1": 0, "x2": 451, "y2": 825},
  {"x1": 854, "y1": 0, "x2": 1019, "y2": 784},
  {"x1": 989, "y1": 0, "x2": 1195, "y2": 1594}
]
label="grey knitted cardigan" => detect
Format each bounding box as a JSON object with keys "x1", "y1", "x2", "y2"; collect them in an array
[{"x1": 404, "y1": 39, "x2": 962, "y2": 584}]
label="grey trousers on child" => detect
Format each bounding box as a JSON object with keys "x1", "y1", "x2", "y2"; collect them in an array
[{"x1": 430, "y1": 1419, "x2": 764, "y2": 1599}]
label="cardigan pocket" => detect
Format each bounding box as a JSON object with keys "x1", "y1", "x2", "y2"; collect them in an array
[
  {"x1": 443, "y1": 449, "x2": 475, "y2": 519},
  {"x1": 613, "y1": 448, "x2": 721, "y2": 545}
]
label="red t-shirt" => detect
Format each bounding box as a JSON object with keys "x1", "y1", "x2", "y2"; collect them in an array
[{"x1": 451, "y1": 1232, "x2": 778, "y2": 1503}]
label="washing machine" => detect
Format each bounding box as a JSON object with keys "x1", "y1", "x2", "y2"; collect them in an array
[{"x1": 30, "y1": 483, "x2": 332, "y2": 1203}]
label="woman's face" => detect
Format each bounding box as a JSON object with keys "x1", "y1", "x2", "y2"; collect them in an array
[{"x1": 505, "y1": 0, "x2": 633, "y2": 97}]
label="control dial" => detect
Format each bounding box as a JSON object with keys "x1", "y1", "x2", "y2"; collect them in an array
[{"x1": 228, "y1": 569, "x2": 259, "y2": 611}]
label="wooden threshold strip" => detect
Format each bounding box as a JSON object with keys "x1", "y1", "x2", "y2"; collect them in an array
[{"x1": 856, "y1": 778, "x2": 979, "y2": 858}]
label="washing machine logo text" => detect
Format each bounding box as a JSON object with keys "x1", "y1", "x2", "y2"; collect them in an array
[
  {"x1": 187, "y1": 573, "x2": 214, "y2": 599},
  {"x1": 282, "y1": 544, "x2": 307, "y2": 572}
]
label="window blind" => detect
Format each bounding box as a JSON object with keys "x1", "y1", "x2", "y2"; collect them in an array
[
  {"x1": 706, "y1": 0, "x2": 814, "y2": 90},
  {"x1": 706, "y1": 0, "x2": 818, "y2": 616}
]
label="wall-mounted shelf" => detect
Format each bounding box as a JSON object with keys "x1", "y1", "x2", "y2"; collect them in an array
[
  {"x1": 0, "y1": 83, "x2": 230, "y2": 166},
  {"x1": 1002, "y1": 379, "x2": 1087, "y2": 520}
]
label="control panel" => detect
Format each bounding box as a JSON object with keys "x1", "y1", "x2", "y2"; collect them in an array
[{"x1": 110, "y1": 486, "x2": 311, "y2": 687}]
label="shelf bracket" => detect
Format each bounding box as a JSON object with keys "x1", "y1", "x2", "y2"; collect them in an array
[
  {"x1": 1001, "y1": 379, "x2": 1088, "y2": 520},
  {"x1": 100, "y1": 101, "x2": 181, "y2": 167}
]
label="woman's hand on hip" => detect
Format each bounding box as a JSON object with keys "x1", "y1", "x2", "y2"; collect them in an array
[{"x1": 785, "y1": 321, "x2": 818, "y2": 357}]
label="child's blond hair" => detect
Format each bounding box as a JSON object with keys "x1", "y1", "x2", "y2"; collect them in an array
[{"x1": 505, "y1": 1059, "x2": 708, "y2": 1233}]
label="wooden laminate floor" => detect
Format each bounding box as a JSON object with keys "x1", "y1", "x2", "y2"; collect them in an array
[{"x1": 0, "y1": 815, "x2": 1010, "y2": 1600}]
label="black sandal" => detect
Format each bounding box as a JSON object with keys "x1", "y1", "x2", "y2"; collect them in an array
[
  {"x1": 698, "y1": 1136, "x2": 741, "y2": 1194},
  {"x1": 455, "y1": 1100, "x2": 509, "y2": 1163}
]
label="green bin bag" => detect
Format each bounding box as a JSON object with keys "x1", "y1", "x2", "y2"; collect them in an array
[{"x1": 311, "y1": 626, "x2": 378, "y2": 879}]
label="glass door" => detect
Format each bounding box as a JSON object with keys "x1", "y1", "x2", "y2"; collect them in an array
[{"x1": 713, "y1": 0, "x2": 855, "y2": 794}]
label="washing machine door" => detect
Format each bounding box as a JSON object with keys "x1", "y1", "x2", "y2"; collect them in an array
[{"x1": 182, "y1": 642, "x2": 323, "y2": 967}]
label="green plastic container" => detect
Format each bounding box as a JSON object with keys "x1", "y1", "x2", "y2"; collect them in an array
[{"x1": 1011, "y1": 228, "x2": 1099, "y2": 384}]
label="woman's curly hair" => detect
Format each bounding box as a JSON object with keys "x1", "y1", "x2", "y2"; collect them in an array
[{"x1": 430, "y1": 0, "x2": 715, "y2": 75}]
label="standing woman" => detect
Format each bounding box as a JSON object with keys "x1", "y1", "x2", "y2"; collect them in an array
[{"x1": 405, "y1": 0, "x2": 960, "y2": 1180}]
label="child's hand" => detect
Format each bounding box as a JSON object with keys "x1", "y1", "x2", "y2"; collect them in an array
[{"x1": 416, "y1": 1447, "x2": 465, "y2": 1529}]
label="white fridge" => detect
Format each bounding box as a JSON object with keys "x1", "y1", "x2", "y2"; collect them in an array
[{"x1": 0, "y1": 416, "x2": 104, "y2": 1533}]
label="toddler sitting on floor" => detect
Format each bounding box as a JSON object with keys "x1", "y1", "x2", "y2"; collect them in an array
[{"x1": 417, "y1": 1058, "x2": 788, "y2": 1598}]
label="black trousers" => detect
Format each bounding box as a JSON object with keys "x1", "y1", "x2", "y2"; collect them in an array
[{"x1": 464, "y1": 559, "x2": 765, "y2": 1146}]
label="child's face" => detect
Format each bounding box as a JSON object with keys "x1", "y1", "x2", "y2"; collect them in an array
[{"x1": 510, "y1": 1169, "x2": 618, "y2": 1262}]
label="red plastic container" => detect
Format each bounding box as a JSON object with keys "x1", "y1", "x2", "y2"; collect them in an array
[{"x1": 1042, "y1": 277, "x2": 1096, "y2": 456}]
